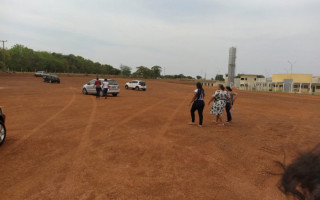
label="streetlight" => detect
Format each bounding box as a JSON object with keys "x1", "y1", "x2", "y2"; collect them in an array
[
  {"x1": 0, "y1": 40, "x2": 7, "y2": 67},
  {"x1": 288, "y1": 60, "x2": 296, "y2": 93},
  {"x1": 288, "y1": 60, "x2": 296, "y2": 75}
]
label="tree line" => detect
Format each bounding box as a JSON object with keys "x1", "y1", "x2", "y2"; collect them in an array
[
  {"x1": 0, "y1": 44, "x2": 194, "y2": 79},
  {"x1": 0, "y1": 44, "x2": 120, "y2": 75}
]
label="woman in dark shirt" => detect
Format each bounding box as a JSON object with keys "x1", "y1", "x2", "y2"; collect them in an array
[
  {"x1": 189, "y1": 82, "x2": 205, "y2": 127},
  {"x1": 94, "y1": 78, "x2": 101, "y2": 98},
  {"x1": 225, "y1": 86, "x2": 237, "y2": 123}
]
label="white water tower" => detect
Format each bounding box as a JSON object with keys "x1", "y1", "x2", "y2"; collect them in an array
[{"x1": 227, "y1": 47, "x2": 237, "y2": 86}]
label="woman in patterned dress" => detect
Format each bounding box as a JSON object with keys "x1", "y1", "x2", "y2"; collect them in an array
[{"x1": 208, "y1": 84, "x2": 229, "y2": 125}]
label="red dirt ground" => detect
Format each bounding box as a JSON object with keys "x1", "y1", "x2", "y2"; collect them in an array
[{"x1": 0, "y1": 73, "x2": 319, "y2": 200}]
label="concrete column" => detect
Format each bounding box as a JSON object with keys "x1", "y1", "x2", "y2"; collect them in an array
[
  {"x1": 299, "y1": 83, "x2": 302, "y2": 93},
  {"x1": 310, "y1": 83, "x2": 312, "y2": 94},
  {"x1": 291, "y1": 82, "x2": 293, "y2": 93},
  {"x1": 282, "y1": 83, "x2": 285, "y2": 92}
]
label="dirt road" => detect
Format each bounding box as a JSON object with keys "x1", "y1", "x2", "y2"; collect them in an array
[{"x1": 0, "y1": 73, "x2": 319, "y2": 199}]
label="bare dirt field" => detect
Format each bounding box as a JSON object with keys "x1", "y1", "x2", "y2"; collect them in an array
[{"x1": 0, "y1": 73, "x2": 320, "y2": 200}]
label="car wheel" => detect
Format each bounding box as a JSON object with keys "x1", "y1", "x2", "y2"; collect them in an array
[
  {"x1": 135, "y1": 86, "x2": 139, "y2": 91},
  {"x1": 112, "y1": 93, "x2": 118, "y2": 97},
  {"x1": 82, "y1": 88, "x2": 88, "y2": 95},
  {"x1": 125, "y1": 85, "x2": 128, "y2": 89},
  {"x1": 0, "y1": 121, "x2": 6, "y2": 146},
  {"x1": 143, "y1": 89, "x2": 146, "y2": 91}
]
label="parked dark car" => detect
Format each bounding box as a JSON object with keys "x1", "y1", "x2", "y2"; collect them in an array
[
  {"x1": 0, "y1": 107, "x2": 6, "y2": 146},
  {"x1": 43, "y1": 74, "x2": 60, "y2": 83}
]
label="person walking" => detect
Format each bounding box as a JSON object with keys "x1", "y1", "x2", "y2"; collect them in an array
[
  {"x1": 189, "y1": 82, "x2": 205, "y2": 127},
  {"x1": 208, "y1": 84, "x2": 229, "y2": 125},
  {"x1": 225, "y1": 86, "x2": 238, "y2": 123},
  {"x1": 94, "y1": 78, "x2": 101, "y2": 99},
  {"x1": 102, "y1": 78, "x2": 109, "y2": 99}
]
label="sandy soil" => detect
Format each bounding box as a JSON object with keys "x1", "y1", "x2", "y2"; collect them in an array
[{"x1": 0, "y1": 73, "x2": 319, "y2": 200}]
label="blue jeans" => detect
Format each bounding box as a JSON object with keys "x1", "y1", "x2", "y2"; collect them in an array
[
  {"x1": 226, "y1": 102, "x2": 232, "y2": 121},
  {"x1": 103, "y1": 88, "x2": 108, "y2": 98},
  {"x1": 96, "y1": 87, "x2": 101, "y2": 98}
]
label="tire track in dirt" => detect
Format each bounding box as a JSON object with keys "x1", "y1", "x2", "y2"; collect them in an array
[
  {"x1": 91, "y1": 96, "x2": 172, "y2": 140},
  {"x1": 58, "y1": 97, "x2": 172, "y2": 198},
  {"x1": 3, "y1": 96, "x2": 173, "y2": 198},
  {"x1": 57, "y1": 94, "x2": 97, "y2": 199},
  {"x1": 152, "y1": 97, "x2": 189, "y2": 143},
  {"x1": 2, "y1": 87, "x2": 76, "y2": 155},
  {"x1": 146, "y1": 97, "x2": 263, "y2": 199}
]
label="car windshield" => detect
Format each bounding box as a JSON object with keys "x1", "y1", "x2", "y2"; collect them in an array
[{"x1": 108, "y1": 80, "x2": 118, "y2": 85}]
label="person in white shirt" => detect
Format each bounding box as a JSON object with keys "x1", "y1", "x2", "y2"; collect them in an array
[{"x1": 102, "y1": 79, "x2": 109, "y2": 99}]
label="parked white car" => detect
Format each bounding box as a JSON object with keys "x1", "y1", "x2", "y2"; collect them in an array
[
  {"x1": 82, "y1": 79, "x2": 120, "y2": 96},
  {"x1": 34, "y1": 71, "x2": 47, "y2": 77},
  {"x1": 125, "y1": 80, "x2": 146, "y2": 91}
]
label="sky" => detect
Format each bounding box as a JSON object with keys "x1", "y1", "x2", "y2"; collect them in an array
[{"x1": 1, "y1": 0, "x2": 319, "y2": 78}]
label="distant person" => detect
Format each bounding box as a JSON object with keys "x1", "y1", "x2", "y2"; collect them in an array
[
  {"x1": 208, "y1": 84, "x2": 229, "y2": 125},
  {"x1": 279, "y1": 144, "x2": 320, "y2": 200},
  {"x1": 225, "y1": 86, "x2": 238, "y2": 123},
  {"x1": 102, "y1": 78, "x2": 109, "y2": 99},
  {"x1": 189, "y1": 82, "x2": 205, "y2": 127},
  {"x1": 94, "y1": 77, "x2": 101, "y2": 98}
]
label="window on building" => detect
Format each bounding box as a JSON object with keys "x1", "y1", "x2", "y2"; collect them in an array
[
  {"x1": 240, "y1": 84, "x2": 244, "y2": 87},
  {"x1": 303, "y1": 85, "x2": 308, "y2": 88},
  {"x1": 316, "y1": 86, "x2": 320, "y2": 89},
  {"x1": 245, "y1": 78, "x2": 247, "y2": 80},
  {"x1": 294, "y1": 85, "x2": 298, "y2": 88},
  {"x1": 254, "y1": 78, "x2": 256, "y2": 81},
  {"x1": 241, "y1": 78, "x2": 244, "y2": 80}
]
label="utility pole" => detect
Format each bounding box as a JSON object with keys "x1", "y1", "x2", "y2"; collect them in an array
[{"x1": 0, "y1": 40, "x2": 7, "y2": 67}]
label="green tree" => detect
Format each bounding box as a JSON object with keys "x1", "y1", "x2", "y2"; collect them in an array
[
  {"x1": 132, "y1": 66, "x2": 151, "y2": 78},
  {"x1": 196, "y1": 75, "x2": 202, "y2": 80},
  {"x1": 120, "y1": 65, "x2": 132, "y2": 77},
  {"x1": 215, "y1": 74, "x2": 225, "y2": 81},
  {"x1": 151, "y1": 65, "x2": 162, "y2": 78}
]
